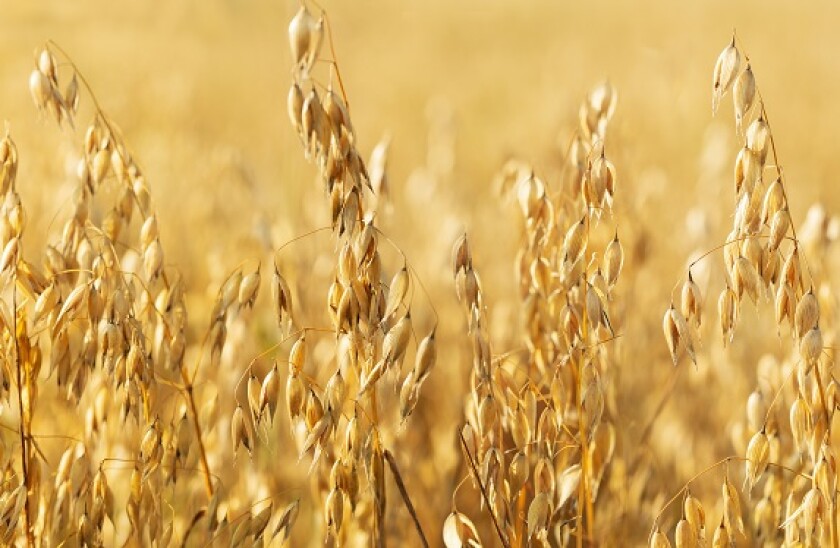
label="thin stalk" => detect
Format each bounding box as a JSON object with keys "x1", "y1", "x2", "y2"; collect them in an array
[
  {"x1": 813, "y1": 363, "x2": 838, "y2": 548},
  {"x1": 384, "y1": 450, "x2": 429, "y2": 548},
  {"x1": 182, "y1": 378, "x2": 214, "y2": 499},
  {"x1": 515, "y1": 485, "x2": 526, "y2": 547},
  {"x1": 629, "y1": 365, "x2": 682, "y2": 474},
  {"x1": 307, "y1": 0, "x2": 350, "y2": 110},
  {"x1": 577, "y1": 210, "x2": 595, "y2": 547},
  {"x1": 12, "y1": 280, "x2": 33, "y2": 548},
  {"x1": 458, "y1": 427, "x2": 510, "y2": 548}
]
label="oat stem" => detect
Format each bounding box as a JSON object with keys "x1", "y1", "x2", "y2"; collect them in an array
[
  {"x1": 183, "y1": 378, "x2": 214, "y2": 499},
  {"x1": 515, "y1": 485, "x2": 526, "y2": 547},
  {"x1": 458, "y1": 426, "x2": 510, "y2": 548},
  {"x1": 576, "y1": 210, "x2": 595, "y2": 547},
  {"x1": 307, "y1": 0, "x2": 350, "y2": 110},
  {"x1": 384, "y1": 450, "x2": 429, "y2": 548},
  {"x1": 630, "y1": 365, "x2": 682, "y2": 474},
  {"x1": 12, "y1": 279, "x2": 33, "y2": 548}
]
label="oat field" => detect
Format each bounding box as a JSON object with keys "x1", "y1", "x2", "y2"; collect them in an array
[{"x1": 0, "y1": 1, "x2": 839, "y2": 546}]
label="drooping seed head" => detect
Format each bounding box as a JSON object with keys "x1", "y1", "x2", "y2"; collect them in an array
[
  {"x1": 733, "y1": 64, "x2": 756, "y2": 134},
  {"x1": 64, "y1": 73, "x2": 79, "y2": 114},
  {"x1": 681, "y1": 272, "x2": 702, "y2": 327},
  {"x1": 289, "y1": 334, "x2": 307, "y2": 375},
  {"x1": 289, "y1": 6, "x2": 315, "y2": 69},
  {"x1": 745, "y1": 429, "x2": 770, "y2": 492},
  {"x1": 259, "y1": 365, "x2": 280, "y2": 421},
  {"x1": 800, "y1": 325, "x2": 823, "y2": 370},
  {"x1": 775, "y1": 282, "x2": 795, "y2": 329},
  {"x1": 272, "y1": 264, "x2": 294, "y2": 331},
  {"x1": 442, "y1": 511, "x2": 482, "y2": 548},
  {"x1": 413, "y1": 327, "x2": 437, "y2": 384},
  {"x1": 674, "y1": 518, "x2": 693, "y2": 548},
  {"x1": 287, "y1": 83, "x2": 305, "y2": 136},
  {"x1": 508, "y1": 450, "x2": 529, "y2": 497},
  {"x1": 29, "y1": 69, "x2": 52, "y2": 111},
  {"x1": 383, "y1": 266, "x2": 409, "y2": 324},
  {"x1": 733, "y1": 255, "x2": 760, "y2": 303},
  {"x1": 712, "y1": 39, "x2": 741, "y2": 114},
  {"x1": 722, "y1": 476, "x2": 745, "y2": 536},
  {"x1": 649, "y1": 527, "x2": 671, "y2": 548},
  {"x1": 746, "y1": 116, "x2": 770, "y2": 163},
  {"x1": 563, "y1": 216, "x2": 587, "y2": 265},
  {"x1": 711, "y1": 518, "x2": 729, "y2": 547},
  {"x1": 325, "y1": 487, "x2": 344, "y2": 533},
  {"x1": 398, "y1": 372, "x2": 420, "y2": 422},
  {"x1": 795, "y1": 288, "x2": 819, "y2": 339},
  {"x1": 664, "y1": 302, "x2": 694, "y2": 365},
  {"x1": 231, "y1": 405, "x2": 251, "y2": 456},
  {"x1": 238, "y1": 268, "x2": 261, "y2": 310},
  {"x1": 383, "y1": 313, "x2": 412, "y2": 369},
  {"x1": 603, "y1": 232, "x2": 624, "y2": 288},
  {"x1": 768, "y1": 209, "x2": 790, "y2": 252},
  {"x1": 684, "y1": 491, "x2": 705, "y2": 541},
  {"x1": 38, "y1": 48, "x2": 58, "y2": 84},
  {"x1": 527, "y1": 492, "x2": 551, "y2": 540},
  {"x1": 746, "y1": 389, "x2": 766, "y2": 433},
  {"x1": 285, "y1": 373, "x2": 306, "y2": 421},
  {"x1": 782, "y1": 247, "x2": 803, "y2": 293},
  {"x1": 761, "y1": 177, "x2": 785, "y2": 224}
]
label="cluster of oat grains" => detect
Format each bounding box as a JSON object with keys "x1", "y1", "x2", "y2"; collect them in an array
[
  {"x1": 274, "y1": 4, "x2": 439, "y2": 546},
  {"x1": 0, "y1": 43, "x2": 306, "y2": 546},
  {"x1": 448, "y1": 82, "x2": 624, "y2": 547},
  {"x1": 657, "y1": 35, "x2": 839, "y2": 547}
]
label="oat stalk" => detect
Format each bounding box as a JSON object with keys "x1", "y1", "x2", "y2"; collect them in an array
[
  {"x1": 458, "y1": 427, "x2": 511, "y2": 548},
  {"x1": 12, "y1": 281, "x2": 33, "y2": 548},
  {"x1": 384, "y1": 450, "x2": 429, "y2": 548}
]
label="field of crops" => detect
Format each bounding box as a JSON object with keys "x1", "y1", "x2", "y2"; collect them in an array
[{"x1": 0, "y1": 2, "x2": 839, "y2": 546}]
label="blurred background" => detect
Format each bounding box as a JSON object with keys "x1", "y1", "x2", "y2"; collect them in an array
[{"x1": 2, "y1": 1, "x2": 839, "y2": 545}]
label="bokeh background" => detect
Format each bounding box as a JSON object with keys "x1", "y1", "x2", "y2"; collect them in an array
[{"x1": 2, "y1": 1, "x2": 839, "y2": 545}]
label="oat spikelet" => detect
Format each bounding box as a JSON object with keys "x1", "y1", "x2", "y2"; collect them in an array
[
  {"x1": 289, "y1": 6, "x2": 315, "y2": 70},
  {"x1": 681, "y1": 272, "x2": 702, "y2": 328},
  {"x1": 712, "y1": 38, "x2": 740, "y2": 115},
  {"x1": 442, "y1": 511, "x2": 482, "y2": 548},
  {"x1": 722, "y1": 476, "x2": 745, "y2": 536},
  {"x1": 231, "y1": 405, "x2": 251, "y2": 456},
  {"x1": 800, "y1": 325, "x2": 823, "y2": 370},
  {"x1": 734, "y1": 63, "x2": 755, "y2": 134},
  {"x1": 527, "y1": 492, "x2": 551, "y2": 541},
  {"x1": 746, "y1": 389, "x2": 766, "y2": 433},
  {"x1": 794, "y1": 287, "x2": 819, "y2": 339},
  {"x1": 29, "y1": 69, "x2": 51, "y2": 111},
  {"x1": 775, "y1": 283, "x2": 795, "y2": 329},
  {"x1": 711, "y1": 519, "x2": 729, "y2": 547},
  {"x1": 664, "y1": 302, "x2": 694, "y2": 366},
  {"x1": 603, "y1": 231, "x2": 624, "y2": 288},
  {"x1": 674, "y1": 519, "x2": 693, "y2": 548},
  {"x1": 733, "y1": 256, "x2": 760, "y2": 303},
  {"x1": 383, "y1": 266, "x2": 409, "y2": 324},
  {"x1": 768, "y1": 208, "x2": 790, "y2": 251},
  {"x1": 272, "y1": 499, "x2": 300, "y2": 543},
  {"x1": 744, "y1": 429, "x2": 769, "y2": 492},
  {"x1": 563, "y1": 215, "x2": 587, "y2": 264},
  {"x1": 790, "y1": 395, "x2": 811, "y2": 458},
  {"x1": 746, "y1": 116, "x2": 770, "y2": 163},
  {"x1": 650, "y1": 527, "x2": 672, "y2": 548},
  {"x1": 412, "y1": 327, "x2": 437, "y2": 384},
  {"x1": 684, "y1": 491, "x2": 706, "y2": 543}
]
